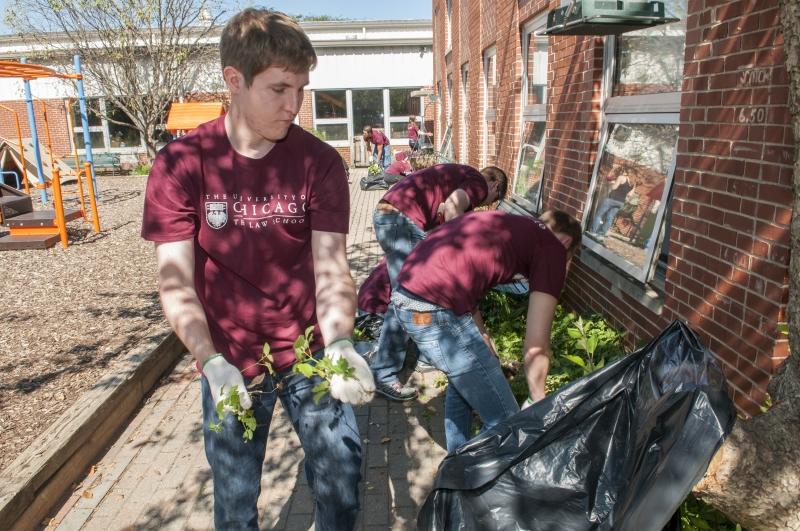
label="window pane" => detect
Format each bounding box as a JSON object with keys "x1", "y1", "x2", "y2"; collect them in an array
[
  {"x1": 446, "y1": 73, "x2": 453, "y2": 125},
  {"x1": 486, "y1": 120, "x2": 496, "y2": 166},
  {"x1": 389, "y1": 88, "x2": 420, "y2": 117},
  {"x1": 71, "y1": 99, "x2": 102, "y2": 127},
  {"x1": 513, "y1": 121, "x2": 546, "y2": 209},
  {"x1": 73, "y1": 131, "x2": 105, "y2": 150},
  {"x1": 613, "y1": 0, "x2": 687, "y2": 96},
  {"x1": 315, "y1": 90, "x2": 347, "y2": 119},
  {"x1": 526, "y1": 35, "x2": 547, "y2": 106},
  {"x1": 106, "y1": 102, "x2": 141, "y2": 148},
  {"x1": 316, "y1": 123, "x2": 349, "y2": 141},
  {"x1": 587, "y1": 123, "x2": 678, "y2": 270},
  {"x1": 352, "y1": 89, "x2": 384, "y2": 134},
  {"x1": 485, "y1": 54, "x2": 496, "y2": 110},
  {"x1": 389, "y1": 121, "x2": 408, "y2": 139}
]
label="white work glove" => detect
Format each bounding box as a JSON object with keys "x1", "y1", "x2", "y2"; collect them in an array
[
  {"x1": 325, "y1": 338, "x2": 375, "y2": 405},
  {"x1": 202, "y1": 354, "x2": 252, "y2": 410}
]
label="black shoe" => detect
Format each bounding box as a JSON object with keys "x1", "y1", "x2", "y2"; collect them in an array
[{"x1": 376, "y1": 381, "x2": 418, "y2": 402}]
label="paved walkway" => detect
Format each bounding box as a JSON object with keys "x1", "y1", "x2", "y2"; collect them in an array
[{"x1": 45, "y1": 169, "x2": 448, "y2": 530}]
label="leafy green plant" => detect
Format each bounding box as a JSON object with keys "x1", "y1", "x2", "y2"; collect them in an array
[
  {"x1": 132, "y1": 163, "x2": 151, "y2": 175},
  {"x1": 368, "y1": 162, "x2": 382, "y2": 176},
  {"x1": 562, "y1": 316, "x2": 607, "y2": 375},
  {"x1": 680, "y1": 494, "x2": 744, "y2": 530},
  {"x1": 207, "y1": 326, "x2": 357, "y2": 440}
]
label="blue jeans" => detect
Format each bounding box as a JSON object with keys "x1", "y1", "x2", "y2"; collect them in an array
[
  {"x1": 201, "y1": 358, "x2": 362, "y2": 530},
  {"x1": 391, "y1": 297, "x2": 519, "y2": 453},
  {"x1": 591, "y1": 197, "x2": 624, "y2": 236},
  {"x1": 371, "y1": 210, "x2": 426, "y2": 384}
]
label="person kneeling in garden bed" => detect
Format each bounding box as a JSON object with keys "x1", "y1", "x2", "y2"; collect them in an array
[{"x1": 372, "y1": 209, "x2": 581, "y2": 452}]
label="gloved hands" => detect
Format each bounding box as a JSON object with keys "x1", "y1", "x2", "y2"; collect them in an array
[
  {"x1": 202, "y1": 354, "x2": 252, "y2": 410},
  {"x1": 325, "y1": 338, "x2": 375, "y2": 405}
]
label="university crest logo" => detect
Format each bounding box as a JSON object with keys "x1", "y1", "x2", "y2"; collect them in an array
[{"x1": 205, "y1": 201, "x2": 228, "y2": 229}]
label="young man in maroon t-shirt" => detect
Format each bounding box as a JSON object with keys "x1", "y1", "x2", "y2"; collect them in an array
[
  {"x1": 141, "y1": 9, "x2": 373, "y2": 530},
  {"x1": 377, "y1": 210, "x2": 582, "y2": 452},
  {"x1": 371, "y1": 163, "x2": 508, "y2": 400}
]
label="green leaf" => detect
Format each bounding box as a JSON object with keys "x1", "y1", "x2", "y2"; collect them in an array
[
  {"x1": 595, "y1": 357, "x2": 605, "y2": 369},
  {"x1": 262, "y1": 342, "x2": 271, "y2": 356},
  {"x1": 208, "y1": 421, "x2": 222, "y2": 433},
  {"x1": 294, "y1": 362, "x2": 314, "y2": 378},
  {"x1": 313, "y1": 380, "x2": 330, "y2": 394},
  {"x1": 587, "y1": 335, "x2": 599, "y2": 355},
  {"x1": 567, "y1": 328, "x2": 583, "y2": 339},
  {"x1": 562, "y1": 354, "x2": 586, "y2": 368}
]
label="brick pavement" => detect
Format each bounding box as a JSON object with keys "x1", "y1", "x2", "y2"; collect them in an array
[{"x1": 46, "y1": 169, "x2": 449, "y2": 531}]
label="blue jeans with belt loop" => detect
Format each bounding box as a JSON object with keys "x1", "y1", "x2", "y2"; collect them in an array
[
  {"x1": 371, "y1": 208, "x2": 427, "y2": 385},
  {"x1": 390, "y1": 291, "x2": 520, "y2": 453},
  {"x1": 201, "y1": 353, "x2": 362, "y2": 530}
]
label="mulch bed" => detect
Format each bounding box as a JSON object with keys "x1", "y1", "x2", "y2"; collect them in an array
[{"x1": 0, "y1": 174, "x2": 167, "y2": 472}]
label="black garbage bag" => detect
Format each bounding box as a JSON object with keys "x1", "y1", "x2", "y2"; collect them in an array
[
  {"x1": 360, "y1": 173, "x2": 389, "y2": 191},
  {"x1": 417, "y1": 320, "x2": 736, "y2": 531},
  {"x1": 355, "y1": 312, "x2": 385, "y2": 341}
]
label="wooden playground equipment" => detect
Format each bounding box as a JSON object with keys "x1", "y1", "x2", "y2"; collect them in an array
[{"x1": 0, "y1": 56, "x2": 101, "y2": 250}]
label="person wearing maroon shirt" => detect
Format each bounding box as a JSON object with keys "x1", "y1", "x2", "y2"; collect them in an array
[
  {"x1": 376, "y1": 209, "x2": 582, "y2": 452},
  {"x1": 141, "y1": 9, "x2": 373, "y2": 530},
  {"x1": 357, "y1": 258, "x2": 391, "y2": 316},
  {"x1": 371, "y1": 163, "x2": 508, "y2": 400}
]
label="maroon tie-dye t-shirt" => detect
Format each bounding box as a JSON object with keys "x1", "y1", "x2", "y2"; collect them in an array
[
  {"x1": 397, "y1": 210, "x2": 567, "y2": 315},
  {"x1": 381, "y1": 163, "x2": 489, "y2": 230},
  {"x1": 141, "y1": 118, "x2": 349, "y2": 375}
]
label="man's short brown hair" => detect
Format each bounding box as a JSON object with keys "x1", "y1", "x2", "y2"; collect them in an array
[
  {"x1": 220, "y1": 8, "x2": 317, "y2": 86},
  {"x1": 540, "y1": 210, "x2": 583, "y2": 257},
  {"x1": 479, "y1": 166, "x2": 508, "y2": 202}
]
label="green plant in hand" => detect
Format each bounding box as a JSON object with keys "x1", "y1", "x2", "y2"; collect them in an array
[
  {"x1": 208, "y1": 386, "x2": 258, "y2": 440},
  {"x1": 208, "y1": 327, "x2": 357, "y2": 440},
  {"x1": 291, "y1": 326, "x2": 356, "y2": 403}
]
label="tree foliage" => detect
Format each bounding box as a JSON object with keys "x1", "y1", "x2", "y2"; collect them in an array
[{"x1": 5, "y1": 0, "x2": 227, "y2": 160}]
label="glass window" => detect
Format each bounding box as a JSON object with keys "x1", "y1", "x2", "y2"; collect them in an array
[
  {"x1": 71, "y1": 98, "x2": 102, "y2": 127},
  {"x1": 483, "y1": 47, "x2": 497, "y2": 167},
  {"x1": 73, "y1": 131, "x2": 105, "y2": 150},
  {"x1": 352, "y1": 89, "x2": 384, "y2": 133},
  {"x1": 446, "y1": 73, "x2": 453, "y2": 126},
  {"x1": 389, "y1": 121, "x2": 408, "y2": 139},
  {"x1": 513, "y1": 122, "x2": 546, "y2": 211},
  {"x1": 389, "y1": 88, "x2": 420, "y2": 117},
  {"x1": 106, "y1": 101, "x2": 142, "y2": 148},
  {"x1": 459, "y1": 64, "x2": 469, "y2": 163},
  {"x1": 613, "y1": 19, "x2": 687, "y2": 96},
  {"x1": 440, "y1": 125, "x2": 453, "y2": 162},
  {"x1": 586, "y1": 123, "x2": 678, "y2": 273},
  {"x1": 314, "y1": 90, "x2": 347, "y2": 119},
  {"x1": 526, "y1": 35, "x2": 547, "y2": 106},
  {"x1": 315, "y1": 123, "x2": 349, "y2": 141}
]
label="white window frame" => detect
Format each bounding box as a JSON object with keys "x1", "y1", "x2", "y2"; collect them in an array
[
  {"x1": 445, "y1": 0, "x2": 453, "y2": 52},
  {"x1": 312, "y1": 89, "x2": 350, "y2": 147},
  {"x1": 512, "y1": 15, "x2": 549, "y2": 213},
  {"x1": 459, "y1": 63, "x2": 469, "y2": 164},
  {"x1": 387, "y1": 88, "x2": 423, "y2": 142},
  {"x1": 482, "y1": 45, "x2": 497, "y2": 168},
  {"x1": 582, "y1": 30, "x2": 684, "y2": 284},
  {"x1": 72, "y1": 97, "x2": 145, "y2": 154}
]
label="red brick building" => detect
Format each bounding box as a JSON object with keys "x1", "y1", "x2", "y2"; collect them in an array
[{"x1": 432, "y1": 0, "x2": 792, "y2": 415}]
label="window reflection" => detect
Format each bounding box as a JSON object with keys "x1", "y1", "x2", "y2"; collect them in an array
[
  {"x1": 513, "y1": 121, "x2": 545, "y2": 210},
  {"x1": 587, "y1": 123, "x2": 678, "y2": 269},
  {"x1": 315, "y1": 90, "x2": 347, "y2": 119}
]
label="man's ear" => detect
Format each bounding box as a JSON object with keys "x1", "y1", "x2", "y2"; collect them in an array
[{"x1": 223, "y1": 66, "x2": 244, "y2": 93}]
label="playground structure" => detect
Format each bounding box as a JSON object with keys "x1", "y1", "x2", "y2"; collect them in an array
[
  {"x1": 165, "y1": 101, "x2": 225, "y2": 136},
  {"x1": 0, "y1": 56, "x2": 101, "y2": 250}
]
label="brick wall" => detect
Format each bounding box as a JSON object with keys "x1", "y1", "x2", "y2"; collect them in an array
[
  {"x1": 434, "y1": 0, "x2": 794, "y2": 416},
  {"x1": 0, "y1": 98, "x2": 73, "y2": 158},
  {"x1": 298, "y1": 90, "x2": 313, "y2": 130}
]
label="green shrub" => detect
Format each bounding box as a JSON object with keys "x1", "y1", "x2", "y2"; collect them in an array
[{"x1": 133, "y1": 163, "x2": 151, "y2": 175}]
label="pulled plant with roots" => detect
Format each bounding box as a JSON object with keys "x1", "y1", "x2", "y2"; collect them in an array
[{"x1": 208, "y1": 326, "x2": 356, "y2": 441}]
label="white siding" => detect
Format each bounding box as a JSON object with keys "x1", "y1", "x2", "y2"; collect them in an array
[{"x1": 310, "y1": 46, "x2": 432, "y2": 89}]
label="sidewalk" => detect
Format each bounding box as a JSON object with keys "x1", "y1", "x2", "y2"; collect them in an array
[{"x1": 46, "y1": 169, "x2": 449, "y2": 530}]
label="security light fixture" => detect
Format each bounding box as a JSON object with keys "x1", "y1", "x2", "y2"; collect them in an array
[{"x1": 539, "y1": 0, "x2": 679, "y2": 36}]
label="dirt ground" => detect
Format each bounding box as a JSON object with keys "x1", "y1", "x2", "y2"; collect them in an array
[{"x1": 0, "y1": 174, "x2": 167, "y2": 472}]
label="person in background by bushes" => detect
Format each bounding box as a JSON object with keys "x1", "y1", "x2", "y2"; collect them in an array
[
  {"x1": 378, "y1": 209, "x2": 582, "y2": 452},
  {"x1": 363, "y1": 125, "x2": 392, "y2": 170},
  {"x1": 141, "y1": 9, "x2": 373, "y2": 530},
  {"x1": 370, "y1": 163, "x2": 508, "y2": 401}
]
